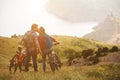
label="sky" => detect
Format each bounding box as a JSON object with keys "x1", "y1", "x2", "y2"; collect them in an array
[
  {"x1": 46, "y1": 0, "x2": 120, "y2": 22},
  {"x1": 0, "y1": 0, "x2": 98, "y2": 37}
]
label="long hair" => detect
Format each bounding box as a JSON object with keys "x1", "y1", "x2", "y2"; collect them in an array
[{"x1": 39, "y1": 26, "x2": 45, "y2": 34}]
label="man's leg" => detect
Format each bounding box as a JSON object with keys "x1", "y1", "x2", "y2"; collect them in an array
[
  {"x1": 25, "y1": 50, "x2": 31, "y2": 72},
  {"x1": 32, "y1": 50, "x2": 38, "y2": 71}
]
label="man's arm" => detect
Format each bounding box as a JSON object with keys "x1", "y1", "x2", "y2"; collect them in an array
[{"x1": 33, "y1": 33, "x2": 42, "y2": 54}]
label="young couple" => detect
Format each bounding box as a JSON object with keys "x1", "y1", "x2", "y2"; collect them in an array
[{"x1": 22, "y1": 23, "x2": 59, "y2": 72}]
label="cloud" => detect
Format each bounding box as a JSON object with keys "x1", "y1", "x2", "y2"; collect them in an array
[{"x1": 46, "y1": 0, "x2": 120, "y2": 22}]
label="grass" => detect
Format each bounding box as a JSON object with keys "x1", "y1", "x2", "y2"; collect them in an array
[
  {"x1": 0, "y1": 66, "x2": 100, "y2": 80},
  {"x1": 86, "y1": 63, "x2": 120, "y2": 80},
  {"x1": 0, "y1": 66, "x2": 84, "y2": 80},
  {"x1": 0, "y1": 35, "x2": 120, "y2": 80},
  {"x1": 0, "y1": 63, "x2": 120, "y2": 80}
]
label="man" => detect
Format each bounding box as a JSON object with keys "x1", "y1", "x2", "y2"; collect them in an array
[{"x1": 22, "y1": 24, "x2": 42, "y2": 72}]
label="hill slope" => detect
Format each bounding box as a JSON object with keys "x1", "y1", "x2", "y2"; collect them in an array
[
  {"x1": 83, "y1": 14, "x2": 120, "y2": 43},
  {"x1": 0, "y1": 36, "x2": 19, "y2": 68},
  {"x1": 0, "y1": 36, "x2": 120, "y2": 80},
  {"x1": 0, "y1": 35, "x2": 110, "y2": 67}
]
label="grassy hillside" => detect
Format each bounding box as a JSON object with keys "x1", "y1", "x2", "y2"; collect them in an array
[
  {"x1": 0, "y1": 35, "x2": 111, "y2": 58},
  {"x1": 0, "y1": 35, "x2": 120, "y2": 80},
  {"x1": 0, "y1": 36, "x2": 19, "y2": 68},
  {"x1": 52, "y1": 35, "x2": 111, "y2": 57}
]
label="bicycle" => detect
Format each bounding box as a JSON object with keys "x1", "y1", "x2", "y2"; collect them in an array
[
  {"x1": 9, "y1": 52, "x2": 26, "y2": 73},
  {"x1": 9, "y1": 56, "x2": 18, "y2": 73},
  {"x1": 47, "y1": 43, "x2": 62, "y2": 72}
]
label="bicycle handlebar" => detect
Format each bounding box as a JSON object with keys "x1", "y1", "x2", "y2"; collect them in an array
[{"x1": 53, "y1": 42, "x2": 60, "y2": 45}]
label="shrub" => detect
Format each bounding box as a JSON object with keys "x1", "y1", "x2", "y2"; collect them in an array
[
  {"x1": 102, "y1": 47, "x2": 109, "y2": 53},
  {"x1": 96, "y1": 47, "x2": 108, "y2": 57},
  {"x1": 110, "y1": 46, "x2": 119, "y2": 52},
  {"x1": 81, "y1": 49, "x2": 94, "y2": 58},
  {"x1": 11, "y1": 34, "x2": 18, "y2": 38},
  {"x1": 95, "y1": 48, "x2": 102, "y2": 57},
  {"x1": 87, "y1": 55, "x2": 99, "y2": 65}
]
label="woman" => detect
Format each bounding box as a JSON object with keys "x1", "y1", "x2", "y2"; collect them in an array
[{"x1": 38, "y1": 26, "x2": 59, "y2": 72}]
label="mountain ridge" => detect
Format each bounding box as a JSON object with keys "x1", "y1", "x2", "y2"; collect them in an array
[{"x1": 83, "y1": 14, "x2": 120, "y2": 44}]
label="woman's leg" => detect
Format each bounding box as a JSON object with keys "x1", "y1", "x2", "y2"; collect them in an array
[{"x1": 42, "y1": 55, "x2": 46, "y2": 72}]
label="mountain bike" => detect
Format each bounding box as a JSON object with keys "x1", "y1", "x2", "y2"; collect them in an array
[
  {"x1": 9, "y1": 56, "x2": 18, "y2": 73},
  {"x1": 48, "y1": 43, "x2": 62, "y2": 72},
  {"x1": 9, "y1": 52, "x2": 26, "y2": 73}
]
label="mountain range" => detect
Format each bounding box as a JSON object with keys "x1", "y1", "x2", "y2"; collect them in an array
[{"x1": 83, "y1": 13, "x2": 120, "y2": 44}]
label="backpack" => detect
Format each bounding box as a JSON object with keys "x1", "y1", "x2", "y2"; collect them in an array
[
  {"x1": 22, "y1": 31, "x2": 35, "y2": 48},
  {"x1": 44, "y1": 34, "x2": 53, "y2": 49}
]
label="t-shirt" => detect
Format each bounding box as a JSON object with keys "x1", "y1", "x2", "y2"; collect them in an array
[{"x1": 38, "y1": 34, "x2": 56, "y2": 54}]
